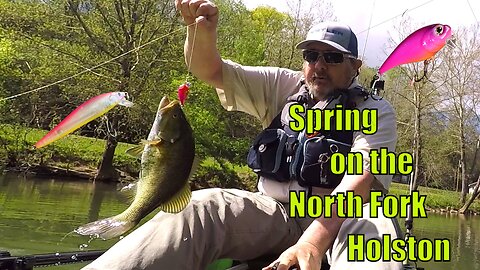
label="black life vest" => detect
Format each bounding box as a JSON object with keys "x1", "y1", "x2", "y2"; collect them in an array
[{"x1": 247, "y1": 83, "x2": 369, "y2": 188}]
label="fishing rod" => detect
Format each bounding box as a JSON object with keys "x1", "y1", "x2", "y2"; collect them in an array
[{"x1": 0, "y1": 250, "x2": 105, "y2": 270}]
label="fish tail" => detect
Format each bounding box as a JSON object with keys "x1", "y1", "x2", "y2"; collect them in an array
[{"x1": 74, "y1": 215, "x2": 136, "y2": 240}]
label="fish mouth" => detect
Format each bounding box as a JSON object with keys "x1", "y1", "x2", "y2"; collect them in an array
[
  {"x1": 158, "y1": 96, "x2": 180, "y2": 112},
  {"x1": 159, "y1": 96, "x2": 170, "y2": 109},
  {"x1": 160, "y1": 100, "x2": 180, "y2": 113}
]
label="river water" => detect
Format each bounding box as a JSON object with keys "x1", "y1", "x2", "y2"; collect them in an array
[{"x1": 0, "y1": 173, "x2": 478, "y2": 269}]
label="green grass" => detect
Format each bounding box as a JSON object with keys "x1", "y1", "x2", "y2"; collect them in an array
[
  {"x1": 0, "y1": 123, "x2": 138, "y2": 171},
  {"x1": 389, "y1": 182, "x2": 480, "y2": 212}
]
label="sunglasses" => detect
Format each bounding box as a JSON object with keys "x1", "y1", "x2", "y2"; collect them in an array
[{"x1": 302, "y1": 50, "x2": 356, "y2": 64}]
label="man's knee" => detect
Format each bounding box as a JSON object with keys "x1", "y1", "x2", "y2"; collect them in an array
[{"x1": 328, "y1": 203, "x2": 403, "y2": 266}]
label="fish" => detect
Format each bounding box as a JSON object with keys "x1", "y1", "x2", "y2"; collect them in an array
[
  {"x1": 34, "y1": 92, "x2": 134, "y2": 149},
  {"x1": 74, "y1": 96, "x2": 195, "y2": 240},
  {"x1": 378, "y1": 24, "x2": 453, "y2": 75},
  {"x1": 177, "y1": 82, "x2": 191, "y2": 106}
]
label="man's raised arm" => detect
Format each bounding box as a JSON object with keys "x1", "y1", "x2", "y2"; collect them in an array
[{"x1": 175, "y1": 0, "x2": 224, "y2": 89}]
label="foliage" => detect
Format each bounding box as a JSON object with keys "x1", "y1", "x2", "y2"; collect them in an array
[
  {"x1": 0, "y1": 123, "x2": 259, "y2": 190},
  {"x1": 193, "y1": 157, "x2": 257, "y2": 191},
  {"x1": 0, "y1": 0, "x2": 479, "y2": 199}
]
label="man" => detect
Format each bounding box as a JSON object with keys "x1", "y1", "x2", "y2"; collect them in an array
[{"x1": 82, "y1": 1, "x2": 402, "y2": 269}]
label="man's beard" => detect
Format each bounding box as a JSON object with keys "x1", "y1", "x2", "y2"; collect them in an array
[{"x1": 306, "y1": 81, "x2": 334, "y2": 101}]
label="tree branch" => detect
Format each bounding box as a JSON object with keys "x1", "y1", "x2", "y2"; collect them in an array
[
  {"x1": 95, "y1": 2, "x2": 123, "y2": 52},
  {"x1": 67, "y1": 0, "x2": 115, "y2": 58}
]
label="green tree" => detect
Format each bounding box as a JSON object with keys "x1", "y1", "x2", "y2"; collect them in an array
[
  {"x1": 65, "y1": 0, "x2": 183, "y2": 181},
  {"x1": 435, "y1": 25, "x2": 480, "y2": 204}
]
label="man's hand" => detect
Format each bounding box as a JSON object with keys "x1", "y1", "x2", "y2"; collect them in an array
[
  {"x1": 175, "y1": 0, "x2": 219, "y2": 30},
  {"x1": 263, "y1": 173, "x2": 375, "y2": 270},
  {"x1": 262, "y1": 241, "x2": 323, "y2": 270}
]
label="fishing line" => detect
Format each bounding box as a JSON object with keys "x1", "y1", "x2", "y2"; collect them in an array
[
  {"x1": 358, "y1": 0, "x2": 436, "y2": 35},
  {"x1": 465, "y1": 0, "x2": 478, "y2": 23},
  {"x1": 0, "y1": 21, "x2": 199, "y2": 102},
  {"x1": 361, "y1": 0, "x2": 376, "y2": 61},
  {"x1": 185, "y1": 22, "x2": 199, "y2": 83},
  {"x1": 176, "y1": 20, "x2": 199, "y2": 105},
  {"x1": 16, "y1": 31, "x2": 117, "y2": 80},
  {"x1": 68, "y1": 60, "x2": 122, "y2": 83}
]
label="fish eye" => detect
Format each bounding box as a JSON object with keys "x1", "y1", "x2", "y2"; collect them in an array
[
  {"x1": 173, "y1": 114, "x2": 177, "y2": 118},
  {"x1": 435, "y1": 25, "x2": 443, "y2": 35}
]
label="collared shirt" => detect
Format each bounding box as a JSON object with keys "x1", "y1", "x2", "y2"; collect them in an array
[{"x1": 216, "y1": 59, "x2": 397, "y2": 203}]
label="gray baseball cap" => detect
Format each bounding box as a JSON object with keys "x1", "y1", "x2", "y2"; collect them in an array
[{"x1": 296, "y1": 21, "x2": 358, "y2": 58}]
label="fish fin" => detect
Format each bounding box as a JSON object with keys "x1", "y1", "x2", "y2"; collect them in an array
[
  {"x1": 119, "y1": 182, "x2": 137, "y2": 202},
  {"x1": 126, "y1": 140, "x2": 162, "y2": 158},
  {"x1": 125, "y1": 145, "x2": 144, "y2": 159},
  {"x1": 119, "y1": 99, "x2": 134, "y2": 107},
  {"x1": 141, "y1": 139, "x2": 162, "y2": 146},
  {"x1": 158, "y1": 183, "x2": 192, "y2": 213},
  {"x1": 74, "y1": 216, "x2": 136, "y2": 240},
  {"x1": 120, "y1": 182, "x2": 137, "y2": 192}
]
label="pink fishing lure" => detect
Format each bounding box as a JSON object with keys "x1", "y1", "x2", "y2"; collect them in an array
[
  {"x1": 34, "y1": 92, "x2": 134, "y2": 149},
  {"x1": 177, "y1": 82, "x2": 191, "y2": 106},
  {"x1": 378, "y1": 24, "x2": 452, "y2": 75}
]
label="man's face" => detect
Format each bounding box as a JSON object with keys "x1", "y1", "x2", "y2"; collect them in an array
[{"x1": 302, "y1": 43, "x2": 362, "y2": 101}]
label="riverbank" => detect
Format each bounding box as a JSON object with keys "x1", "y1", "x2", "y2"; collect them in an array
[
  {"x1": 0, "y1": 123, "x2": 258, "y2": 191},
  {"x1": 389, "y1": 183, "x2": 480, "y2": 215},
  {"x1": 1, "y1": 123, "x2": 479, "y2": 213}
]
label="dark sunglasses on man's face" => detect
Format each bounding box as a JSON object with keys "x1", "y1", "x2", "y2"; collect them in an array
[{"x1": 302, "y1": 50, "x2": 356, "y2": 64}]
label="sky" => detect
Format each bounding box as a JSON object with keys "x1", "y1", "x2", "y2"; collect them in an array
[{"x1": 241, "y1": 0, "x2": 479, "y2": 67}]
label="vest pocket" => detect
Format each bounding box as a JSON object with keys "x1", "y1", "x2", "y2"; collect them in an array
[
  {"x1": 298, "y1": 136, "x2": 352, "y2": 188},
  {"x1": 247, "y1": 129, "x2": 293, "y2": 182}
]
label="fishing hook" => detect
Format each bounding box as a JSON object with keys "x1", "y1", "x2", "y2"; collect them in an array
[
  {"x1": 103, "y1": 116, "x2": 118, "y2": 138},
  {"x1": 414, "y1": 59, "x2": 430, "y2": 82}
]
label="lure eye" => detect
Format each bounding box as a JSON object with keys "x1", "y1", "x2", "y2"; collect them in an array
[{"x1": 435, "y1": 25, "x2": 444, "y2": 35}]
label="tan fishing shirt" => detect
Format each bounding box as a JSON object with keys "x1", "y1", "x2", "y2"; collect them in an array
[{"x1": 216, "y1": 60, "x2": 397, "y2": 202}]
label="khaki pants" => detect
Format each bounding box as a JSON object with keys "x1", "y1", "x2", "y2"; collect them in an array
[{"x1": 82, "y1": 188, "x2": 403, "y2": 270}]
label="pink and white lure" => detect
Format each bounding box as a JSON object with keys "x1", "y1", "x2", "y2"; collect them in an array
[
  {"x1": 34, "y1": 92, "x2": 134, "y2": 149},
  {"x1": 378, "y1": 24, "x2": 453, "y2": 75}
]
